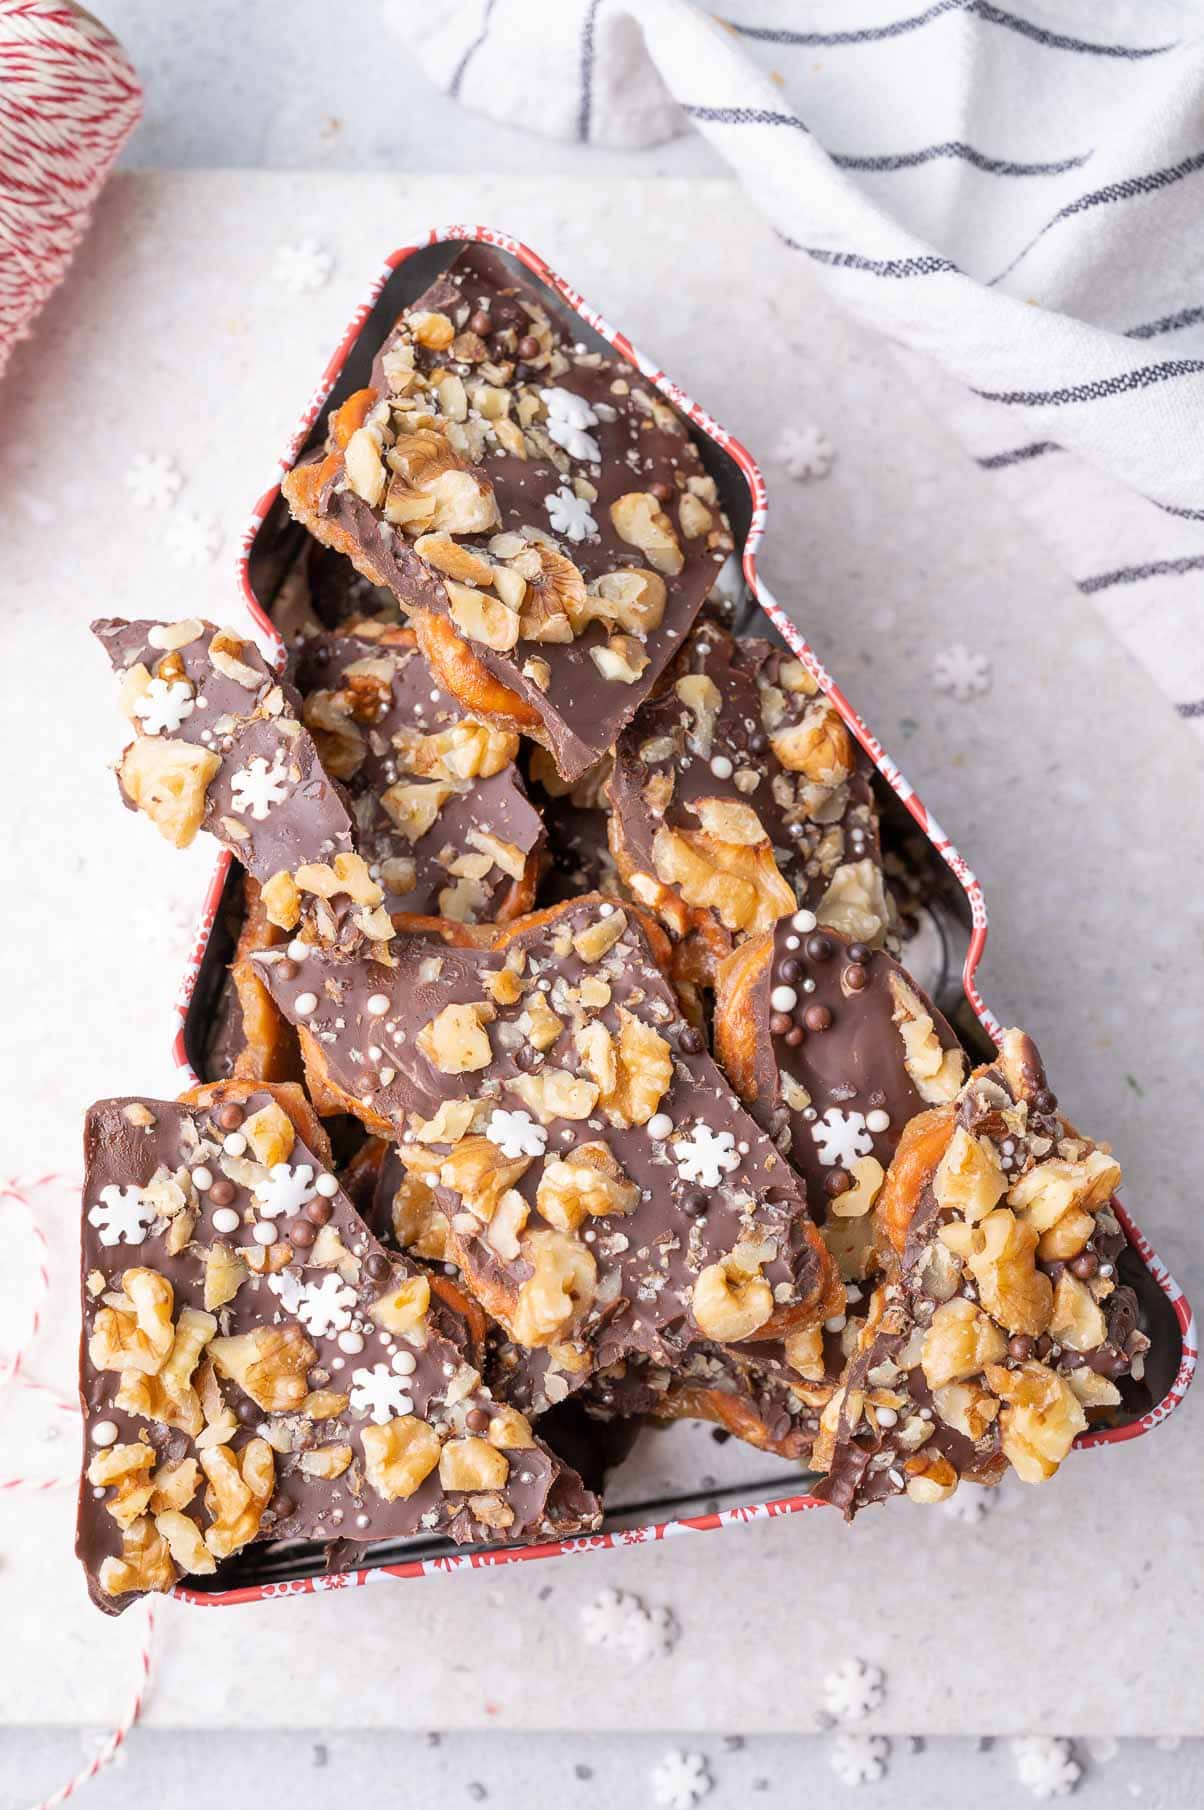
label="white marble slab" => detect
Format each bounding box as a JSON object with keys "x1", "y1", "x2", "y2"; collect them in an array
[{"x1": 1, "y1": 172, "x2": 1201, "y2": 1734}]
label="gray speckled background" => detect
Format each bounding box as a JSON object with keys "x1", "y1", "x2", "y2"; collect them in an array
[{"x1": 0, "y1": 6, "x2": 1201, "y2": 1801}]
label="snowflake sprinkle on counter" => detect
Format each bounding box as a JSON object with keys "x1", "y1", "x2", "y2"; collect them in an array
[
  {"x1": 273, "y1": 237, "x2": 334, "y2": 294},
  {"x1": 810, "y1": 1108, "x2": 873, "y2": 1169},
  {"x1": 673, "y1": 1124, "x2": 741, "y2": 1188},
  {"x1": 775, "y1": 422, "x2": 834, "y2": 481},
  {"x1": 581, "y1": 1586, "x2": 679, "y2": 1662},
  {"x1": 295, "y1": 1274, "x2": 358, "y2": 1338},
  {"x1": 932, "y1": 643, "x2": 991, "y2": 702},
  {"x1": 823, "y1": 1658, "x2": 885, "y2": 1721},
  {"x1": 650, "y1": 1750, "x2": 712, "y2": 1809},
  {"x1": 541, "y1": 386, "x2": 601, "y2": 463},
  {"x1": 132, "y1": 677, "x2": 195, "y2": 736},
  {"x1": 123, "y1": 452, "x2": 183, "y2": 510},
  {"x1": 87, "y1": 1185, "x2": 154, "y2": 1247},
  {"x1": 1011, "y1": 1737, "x2": 1082, "y2": 1800},
  {"x1": 544, "y1": 485, "x2": 597, "y2": 542},
  {"x1": 486, "y1": 1108, "x2": 548, "y2": 1160},
  {"x1": 349, "y1": 1363, "x2": 415, "y2": 1425},
  {"x1": 253, "y1": 1162, "x2": 319, "y2": 1219},
  {"x1": 829, "y1": 1732, "x2": 889, "y2": 1786},
  {"x1": 165, "y1": 508, "x2": 222, "y2": 568},
  {"x1": 231, "y1": 751, "x2": 290, "y2": 821}
]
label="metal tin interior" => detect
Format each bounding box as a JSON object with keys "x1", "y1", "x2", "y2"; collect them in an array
[{"x1": 172, "y1": 229, "x2": 1195, "y2": 1604}]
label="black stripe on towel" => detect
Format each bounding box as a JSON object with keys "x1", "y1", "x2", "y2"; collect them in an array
[
  {"x1": 449, "y1": 0, "x2": 496, "y2": 98},
  {"x1": 728, "y1": 1, "x2": 970, "y2": 47},
  {"x1": 969, "y1": 3, "x2": 1178, "y2": 58},
  {"x1": 975, "y1": 441, "x2": 1061, "y2": 469},
  {"x1": 832, "y1": 141, "x2": 1089, "y2": 177},
  {"x1": 973, "y1": 359, "x2": 1204, "y2": 407},
  {"x1": 1127, "y1": 305, "x2": 1204, "y2": 340},
  {"x1": 1079, "y1": 555, "x2": 1204, "y2": 594},
  {"x1": 991, "y1": 150, "x2": 1204, "y2": 285}
]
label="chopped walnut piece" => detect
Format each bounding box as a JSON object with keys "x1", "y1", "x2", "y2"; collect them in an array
[
  {"x1": 688, "y1": 796, "x2": 767, "y2": 846},
  {"x1": 508, "y1": 1068, "x2": 600, "y2": 1124},
  {"x1": 674, "y1": 673, "x2": 720, "y2": 757},
  {"x1": 380, "y1": 778, "x2": 457, "y2": 844},
  {"x1": 536, "y1": 1143, "x2": 639, "y2": 1231},
  {"x1": 1048, "y1": 1271, "x2": 1107, "y2": 1352},
  {"x1": 446, "y1": 581, "x2": 520, "y2": 652},
  {"x1": 486, "y1": 1405, "x2": 536, "y2": 1450},
  {"x1": 414, "y1": 532, "x2": 495, "y2": 586},
  {"x1": 815, "y1": 858, "x2": 890, "y2": 945},
  {"x1": 521, "y1": 988, "x2": 564, "y2": 1051},
  {"x1": 769, "y1": 705, "x2": 853, "y2": 785},
  {"x1": 591, "y1": 637, "x2": 650, "y2": 685},
  {"x1": 149, "y1": 1455, "x2": 200, "y2": 1514},
  {"x1": 903, "y1": 1452, "x2": 959, "y2": 1504},
  {"x1": 439, "y1": 1437, "x2": 510, "y2": 1491},
  {"x1": 98, "y1": 1517, "x2": 178, "y2": 1599},
  {"x1": 652, "y1": 824, "x2": 796, "y2": 934},
  {"x1": 920, "y1": 1297, "x2": 1008, "y2": 1389},
  {"x1": 395, "y1": 718, "x2": 519, "y2": 782},
  {"x1": 609, "y1": 492, "x2": 684, "y2": 576},
  {"x1": 930, "y1": 1380, "x2": 1000, "y2": 1443},
  {"x1": 361, "y1": 1415, "x2": 442, "y2": 1501},
  {"x1": 941, "y1": 1208, "x2": 1053, "y2": 1338},
  {"x1": 932, "y1": 1126, "x2": 1005, "y2": 1226},
  {"x1": 241, "y1": 1101, "x2": 296, "y2": 1168},
  {"x1": 155, "y1": 1509, "x2": 216, "y2": 1577},
  {"x1": 1008, "y1": 1151, "x2": 1121, "y2": 1260},
  {"x1": 299, "y1": 1444, "x2": 354, "y2": 1480},
  {"x1": 435, "y1": 1136, "x2": 531, "y2": 1220},
  {"x1": 691, "y1": 1250, "x2": 774, "y2": 1342},
  {"x1": 209, "y1": 1323, "x2": 317, "y2": 1412},
  {"x1": 985, "y1": 1361, "x2": 1086, "y2": 1483},
  {"x1": 87, "y1": 1443, "x2": 157, "y2": 1529},
  {"x1": 261, "y1": 871, "x2": 302, "y2": 931},
  {"x1": 417, "y1": 1002, "x2": 494, "y2": 1075},
  {"x1": 594, "y1": 1008, "x2": 672, "y2": 1128},
  {"x1": 571, "y1": 907, "x2": 627, "y2": 962},
  {"x1": 510, "y1": 1228, "x2": 597, "y2": 1346},
  {"x1": 579, "y1": 567, "x2": 667, "y2": 637},
  {"x1": 368, "y1": 1272, "x2": 431, "y2": 1335},
  {"x1": 89, "y1": 1268, "x2": 175, "y2": 1376},
  {"x1": 118, "y1": 738, "x2": 221, "y2": 848},
  {"x1": 890, "y1": 973, "x2": 966, "y2": 1103},
  {"x1": 201, "y1": 1437, "x2": 275, "y2": 1559},
  {"x1": 344, "y1": 426, "x2": 387, "y2": 507},
  {"x1": 829, "y1": 1155, "x2": 885, "y2": 1219},
  {"x1": 293, "y1": 851, "x2": 383, "y2": 907}
]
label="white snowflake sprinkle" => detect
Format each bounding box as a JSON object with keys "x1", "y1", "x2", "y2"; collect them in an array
[
  {"x1": 775, "y1": 423, "x2": 834, "y2": 481},
  {"x1": 932, "y1": 643, "x2": 991, "y2": 702},
  {"x1": 541, "y1": 386, "x2": 601, "y2": 462},
  {"x1": 123, "y1": 452, "x2": 183, "y2": 511},
  {"x1": 544, "y1": 485, "x2": 597, "y2": 542},
  {"x1": 349, "y1": 1363, "x2": 415, "y2": 1425},
  {"x1": 650, "y1": 1750, "x2": 712, "y2": 1810},
  {"x1": 673, "y1": 1123, "x2": 741, "y2": 1188},
  {"x1": 829, "y1": 1732, "x2": 889, "y2": 1786},
  {"x1": 230, "y1": 750, "x2": 290, "y2": 821},
  {"x1": 485, "y1": 1108, "x2": 548, "y2": 1160},
  {"x1": 581, "y1": 1587, "x2": 678, "y2": 1662},
  {"x1": 810, "y1": 1108, "x2": 873, "y2": 1168},
  {"x1": 273, "y1": 237, "x2": 334, "y2": 294},
  {"x1": 132, "y1": 898, "x2": 195, "y2": 958},
  {"x1": 253, "y1": 1162, "x2": 318, "y2": 1219},
  {"x1": 87, "y1": 1185, "x2": 155, "y2": 1247},
  {"x1": 294, "y1": 1273, "x2": 358, "y2": 1338},
  {"x1": 940, "y1": 1485, "x2": 991, "y2": 1524},
  {"x1": 166, "y1": 509, "x2": 222, "y2": 568},
  {"x1": 823, "y1": 1658, "x2": 885, "y2": 1721},
  {"x1": 268, "y1": 1269, "x2": 306, "y2": 1315},
  {"x1": 132, "y1": 677, "x2": 195, "y2": 736},
  {"x1": 1011, "y1": 1737, "x2": 1082, "y2": 1800}
]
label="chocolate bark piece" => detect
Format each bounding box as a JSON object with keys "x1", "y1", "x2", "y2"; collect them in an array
[
  {"x1": 526, "y1": 750, "x2": 622, "y2": 908},
  {"x1": 78, "y1": 1082, "x2": 600, "y2": 1614},
  {"x1": 293, "y1": 621, "x2": 544, "y2": 921},
  {"x1": 810, "y1": 1031, "x2": 1146, "y2": 1516},
  {"x1": 253, "y1": 896, "x2": 840, "y2": 1389},
  {"x1": 93, "y1": 616, "x2": 355, "y2": 885},
  {"x1": 607, "y1": 620, "x2": 889, "y2": 977},
  {"x1": 280, "y1": 244, "x2": 733, "y2": 782},
  {"x1": 715, "y1": 917, "x2": 966, "y2": 1261}
]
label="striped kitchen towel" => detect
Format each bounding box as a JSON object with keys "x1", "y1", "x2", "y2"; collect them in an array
[{"x1": 407, "y1": 0, "x2": 1204, "y2": 733}]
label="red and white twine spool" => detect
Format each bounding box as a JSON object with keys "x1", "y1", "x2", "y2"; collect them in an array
[
  {"x1": 28, "y1": 1603, "x2": 156, "y2": 1810},
  {"x1": 0, "y1": 0, "x2": 141, "y2": 377}
]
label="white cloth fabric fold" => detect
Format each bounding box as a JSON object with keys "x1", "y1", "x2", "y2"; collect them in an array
[{"x1": 404, "y1": 0, "x2": 1204, "y2": 729}]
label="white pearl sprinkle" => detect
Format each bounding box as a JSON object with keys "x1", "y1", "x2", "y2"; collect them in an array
[
  {"x1": 366, "y1": 993, "x2": 390, "y2": 1016},
  {"x1": 294, "y1": 991, "x2": 318, "y2": 1016},
  {"x1": 316, "y1": 1173, "x2": 338, "y2": 1198},
  {"x1": 223, "y1": 1132, "x2": 247, "y2": 1156},
  {"x1": 212, "y1": 1207, "x2": 240, "y2": 1234},
  {"x1": 825, "y1": 1313, "x2": 847, "y2": 1332},
  {"x1": 647, "y1": 1112, "x2": 674, "y2": 1140},
  {"x1": 876, "y1": 1407, "x2": 898, "y2": 1428},
  {"x1": 253, "y1": 1221, "x2": 278, "y2": 1245},
  {"x1": 338, "y1": 1330, "x2": 364, "y2": 1355},
  {"x1": 91, "y1": 1420, "x2": 119, "y2": 1447},
  {"x1": 785, "y1": 936, "x2": 800, "y2": 951},
  {"x1": 192, "y1": 1166, "x2": 214, "y2": 1192},
  {"x1": 865, "y1": 1109, "x2": 891, "y2": 1134},
  {"x1": 392, "y1": 1350, "x2": 417, "y2": 1375},
  {"x1": 287, "y1": 940, "x2": 308, "y2": 962},
  {"x1": 792, "y1": 910, "x2": 817, "y2": 932},
  {"x1": 770, "y1": 985, "x2": 798, "y2": 1013},
  {"x1": 709, "y1": 754, "x2": 733, "y2": 779}
]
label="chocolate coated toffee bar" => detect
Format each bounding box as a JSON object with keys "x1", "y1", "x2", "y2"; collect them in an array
[
  {"x1": 93, "y1": 616, "x2": 355, "y2": 886},
  {"x1": 810, "y1": 1032, "x2": 1147, "y2": 1514},
  {"x1": 281, "y1": 245, "x2": 733, "y2": 782},
  {"x1": 78, "y1": 1083, "x2": 599, "y2": 1613},
  {"x1": 252, "y1": 897, "x2": 841, "y2": 1410},
  {"x1": 608, "y1": 621, "x2": 889, "y2": 978},
  {"x1": 293, "y1": 620, "x2": 544, "y2": 920}
]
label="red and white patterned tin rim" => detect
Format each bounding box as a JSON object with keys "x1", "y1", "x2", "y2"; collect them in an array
[{"x1": 170, "y1": 226, "x2": 1195, "y2": 1606}]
